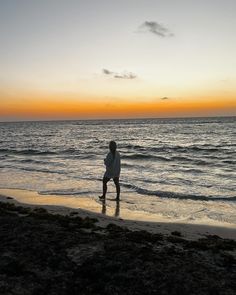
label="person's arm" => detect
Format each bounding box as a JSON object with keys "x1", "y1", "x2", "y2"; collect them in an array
[
  {"x1": 104, "y1": 153, "x2": 113, "y2": 167},
  {"x1": 117, "y1": 153, "x2": 121, "y2": 175},
  {"x1": 113, "y1": 152, "x2": 121, "y2": 175}
]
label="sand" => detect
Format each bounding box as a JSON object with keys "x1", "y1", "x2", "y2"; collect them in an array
[{"x1": 0, "y1": 188, "x2": 236, "y2": 240}]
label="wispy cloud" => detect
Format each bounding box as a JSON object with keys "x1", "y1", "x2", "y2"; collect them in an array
[
  {"x1": 139, "y1": 21, "x2": 174, "y2": 37},
  {"x1": 114, "y1": 73, "x2": 137, "y2": 79},
  {"x1": 219, "y1": 79, "x2": 230, "y2": 83},
  {"x1": 102, "y1": 69, "x2": 137, "y2": 79}
]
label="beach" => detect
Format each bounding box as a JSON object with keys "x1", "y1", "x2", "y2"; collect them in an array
[
  {"x1": 1, "y1": 0, "x2": 236, "y2": 293},
  {"x1": 1, "y1": 193, "x2": 236, "y2": 294},
  {"x1": 1, "y1": 188, "x2": 236, "y2": 241},
  {"x1": 0, "y1": 118, "x2": 236, "y2": 294}
]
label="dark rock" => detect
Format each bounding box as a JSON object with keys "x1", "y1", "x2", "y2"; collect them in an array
[
  {"x1": 33, "y1": 207, "x2": 48, "y2": 214},
  {"x1": 69, "y1": 211, "x2": 78, "y2": 216},
  {"x1": 171, "y1": 230, "x2": 182, "y2": 237},
  {"x1": 0, "y1": 201, "x2": 236, "y2": 295}
]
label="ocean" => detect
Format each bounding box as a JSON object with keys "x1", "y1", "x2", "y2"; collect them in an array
[{"x1": 0, "y1": 117, "x2": 235, "y2": 225}]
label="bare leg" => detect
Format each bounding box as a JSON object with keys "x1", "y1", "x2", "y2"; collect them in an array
[{"x1": 113, "y1": 177, "x2": 120, "y2": 200}]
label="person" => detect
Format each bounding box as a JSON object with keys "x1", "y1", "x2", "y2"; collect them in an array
[{"x1": 99, "y1": 141, "x2": 121, "y2": 200}]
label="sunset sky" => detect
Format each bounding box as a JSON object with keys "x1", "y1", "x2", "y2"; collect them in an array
[{"x1": 0, "y1": 0, "x2": 236, "y2": 121}]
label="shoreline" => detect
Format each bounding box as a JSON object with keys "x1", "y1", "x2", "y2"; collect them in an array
[{"x1": 1, "y1": 188, "x2": 236, "y2": 241}]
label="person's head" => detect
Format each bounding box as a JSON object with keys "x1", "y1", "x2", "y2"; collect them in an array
[{"x1": 109, "y1": 141, "x2": 117, "y2": 154}]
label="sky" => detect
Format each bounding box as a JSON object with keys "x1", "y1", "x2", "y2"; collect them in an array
[{"x1": 0, "y1": 0, "x2": 236, "y2": 121}]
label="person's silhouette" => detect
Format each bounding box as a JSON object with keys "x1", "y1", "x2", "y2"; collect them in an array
[{"x1": 99, "y1": 141, "x2": 121, "y2": 200}]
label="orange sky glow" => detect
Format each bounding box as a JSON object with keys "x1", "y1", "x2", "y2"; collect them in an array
[{"x1": 1, "y1": 90, "x2": 235, "y2": 120}]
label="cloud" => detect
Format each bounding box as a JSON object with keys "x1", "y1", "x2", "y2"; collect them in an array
[
  {"x1": 160, "y1": 97, "x2": 169, "y2": 100},
  {"x1": 102, "y1": 69, "x2": 137, "y2": 79},
  {"x1": 114, "y1": 72, "x2": 137, "y2": 79},
  {"x1": 103, "y1": 69, "x2": 113, "y2": 75},
  {"x1": 139, "y1": 21, "x2": 174, "y2": 37}
]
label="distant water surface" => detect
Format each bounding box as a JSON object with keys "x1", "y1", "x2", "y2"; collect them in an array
[{"x1": 0, "y1": 117, "x2": 235, "y2": 225}]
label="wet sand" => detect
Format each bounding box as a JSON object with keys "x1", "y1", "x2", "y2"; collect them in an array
[{"x1": 1, "y1": 188, "x2": 236, "y2": 240}]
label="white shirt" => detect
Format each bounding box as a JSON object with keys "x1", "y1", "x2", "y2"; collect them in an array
[{"x1": 104, "y1": 151, "x2": 121, "y2": 178}]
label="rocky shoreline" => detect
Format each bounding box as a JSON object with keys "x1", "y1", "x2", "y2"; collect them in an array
[{"x1": 0, "y1": 201, "x2": 236, "y2": 295}]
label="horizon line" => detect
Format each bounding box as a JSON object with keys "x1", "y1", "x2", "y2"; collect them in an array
[{"x1": 0, "y1": 114, "x2": 235, "y2": 124}]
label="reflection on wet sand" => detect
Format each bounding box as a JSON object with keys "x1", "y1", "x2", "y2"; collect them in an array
[
  {"x1": 101, "y1": 199, "x2": 106, "y2": 215},
  {"x1": 101, "y1": 199, "x2": 120, "y2": 217}
]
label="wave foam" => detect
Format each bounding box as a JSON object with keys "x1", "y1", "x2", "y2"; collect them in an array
[{"x1": 121, "y1": 182, "x2": 236, "y2": 202}]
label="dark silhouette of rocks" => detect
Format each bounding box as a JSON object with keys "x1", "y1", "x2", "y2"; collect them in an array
[{"x1": 0, "y1": 201, "x2": 236, "y2": 295}]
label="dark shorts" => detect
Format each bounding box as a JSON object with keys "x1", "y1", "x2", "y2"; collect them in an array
[{"x1": 103, "y1": 176, "x2": 119, "y2": 183}]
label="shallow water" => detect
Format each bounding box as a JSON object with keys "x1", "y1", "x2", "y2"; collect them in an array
[{"x1": 0, "y1": 117, "x2": 235, "y2": 225}]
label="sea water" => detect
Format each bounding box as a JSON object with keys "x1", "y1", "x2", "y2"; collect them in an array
[{"x1": 0, "y1": 117, "x2": 235, "y2": 225}]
